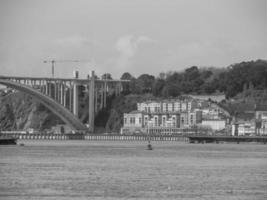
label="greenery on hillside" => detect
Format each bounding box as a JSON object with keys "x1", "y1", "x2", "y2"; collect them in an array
[{"x1": 121, "y1": 59, "x2": 267, "y2": 99}]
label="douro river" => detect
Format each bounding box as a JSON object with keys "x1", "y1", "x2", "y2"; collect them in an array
[{"x1": 0, "y1": 140, "x2": 267, "y2": 200}]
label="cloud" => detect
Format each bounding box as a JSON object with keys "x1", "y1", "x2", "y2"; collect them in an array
[
  {"x1": 115, "y1": 35, "x2": 154, "y2": 57},
  {"x1": 114, "y1": 35, "x2": 155, "y2": 70}
]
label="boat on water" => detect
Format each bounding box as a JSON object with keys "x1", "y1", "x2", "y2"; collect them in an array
[{"x1": 0, "y1": 136, "x2": 17, "y2": 145}]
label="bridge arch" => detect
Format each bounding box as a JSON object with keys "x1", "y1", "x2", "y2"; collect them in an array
[{"x1": 0, "y1": 79, "x2": 88, "y2": 131}]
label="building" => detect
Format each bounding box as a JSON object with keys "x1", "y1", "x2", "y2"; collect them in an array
[
  {"x1": 121, "y1": 98, "x2": 239, "y2": 135},
  {"x1": 231, "y1": 121, "x2": 255, "y2": 136},
  {"x1": 122, "y1": 108, "x2": 203, "y2": 135},
  {"x1": 188, "y1": 94, "x2": 226, "y2": 102},
  {"x1": 123, "y1": 111, "x2": 144, "y2": 128},
  {"x1": 255, "y1": 107, "x2": 267, "y2": 135},
  {"x1": 202, "y1": 108, "x2": 220, "y2": 120},
  {"x1": 137, "y1": 99, "x2": 197, "y2": 113},
  {"x1": 137, "y1": 101, "x2": 161, "y2": 113},
  {"x1": 231, "y1": 104, "x2": 267, "y2": 136},
  {"x1": 122, "y1": 111, "x2": 147, "y2": 135},
  {"x1": 201, "y1": 119, "x2": 226, "y2": 131}
]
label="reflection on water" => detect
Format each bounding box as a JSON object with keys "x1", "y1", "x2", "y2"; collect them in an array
[{"x1": 0, "y1": 140, "x2": 267, "y2": 200}]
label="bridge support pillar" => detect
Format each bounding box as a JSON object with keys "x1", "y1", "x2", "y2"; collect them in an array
[
  {"x1": 89, "y1": 70, "x2": 95, "y2": 132},
  {"x1": 73, "y1": 70, "x2": 79, "y2": 117},
  {"x1": 100, "y1": 83, "x2": 104, "y2": 109},
  {"x1": 103, "y1": 81, "x2": 107, "y2": 108},
  {"x1": 73, "y1": 83, "x2": 78, "y2": 116},
  {"x1": 60, "y1": 83, "x2": 64, "y2": 105}
]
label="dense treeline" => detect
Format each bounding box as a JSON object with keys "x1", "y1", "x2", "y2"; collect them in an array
[{"x1": 120, "y1": 60, "x2": 267, "y2": 98}]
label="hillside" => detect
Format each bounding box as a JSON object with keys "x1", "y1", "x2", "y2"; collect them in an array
[
  {"x1": 0, "y1": 92, "x2": 62, "y2": 131},
  {"x1": 1, "y1": 60, "x2": 267, "y2": 133}
]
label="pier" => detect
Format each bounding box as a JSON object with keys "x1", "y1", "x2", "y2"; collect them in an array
[{"x1": 188, "y1": 135, "x2": 267, "y2": 144}]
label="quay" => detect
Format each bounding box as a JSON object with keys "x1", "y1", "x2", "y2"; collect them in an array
[
  {"x1": 188, "y1": 135, "x2": 267, "y2": 144},
  {"x1": 0, "y1": 133, "x2": 188, "y2": 142},
  {"x1": 1, "y1": 133, "x2": 267, "y2": 144}
]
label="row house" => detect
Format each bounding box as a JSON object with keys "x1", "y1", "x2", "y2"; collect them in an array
[
  {"x1": 122, "y1": 110, "x2": 202, "y2": 132},
  {"x1": 123, "y1": 111, "x2": 144, "y2": 128},
  {"x1": 137, "y1": 99, "x2": 197, "y2": 113},
  {"x1": 144, "y1": 113, "x2": 180, "y2": 128}
]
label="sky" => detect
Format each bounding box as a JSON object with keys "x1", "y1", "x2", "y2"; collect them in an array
[{"x1": 0, "y1": 0, "x2": 266, "y2": 79}]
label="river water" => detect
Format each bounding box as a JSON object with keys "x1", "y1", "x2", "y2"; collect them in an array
[{"x1": 0, "y1": 140, "x2": 266, "y2": 200}]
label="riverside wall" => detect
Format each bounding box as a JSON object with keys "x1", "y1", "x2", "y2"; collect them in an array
[{"x1": 0, "y1": 133, "x2": 189, "y2": 142}]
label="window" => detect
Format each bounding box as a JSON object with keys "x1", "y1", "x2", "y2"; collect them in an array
[
  {"x1": 139, "y1": 118, "x2": 141, "y2": 124},
  {"x1": 130, "y1": 117, "x2": 135, "y2": 124},
  {"x1": 172, "y1": 117, "x2": 176, "y2": 127},
  {"x1": 124, "y1": 118, "x2": 127, "y2": 124}
]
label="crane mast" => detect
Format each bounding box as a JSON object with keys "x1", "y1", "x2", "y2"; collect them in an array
[{"x1": 43, "y1": 59, "x2": 91, "y2": 78}]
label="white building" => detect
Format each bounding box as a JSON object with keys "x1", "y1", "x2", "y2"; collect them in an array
[
  {"x1": 201, "y1": 119, "x2": 226, "y2": 131},
  {"x1": 123, "y1": 111, "x2": 144, "y2": 128},
  {"x1": 231, "y1": 122, "x2": 255, "y2": 136},
  {"x1": 137, "y1": 99, "x2": 197, "y2": 113}
]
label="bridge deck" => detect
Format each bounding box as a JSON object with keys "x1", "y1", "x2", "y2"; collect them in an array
[{"x1": 0, "y1": 75, "x2": 129, "y2": 83}]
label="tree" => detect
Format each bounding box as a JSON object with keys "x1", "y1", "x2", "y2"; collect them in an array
[
  {"x1": 185, "y1": 66, "x2": 200, "y2": 81},
  {"x1": 120, "y1": 73, "x2": 135, "y2": 95},
  {"x1": 101, "y1": 73, "x2": 112, "y2": 80},
  {"x1": 162, "y1": 84, "x2": 180, "y2": 97},
  {"x1": 136, "y1": 74, "x2": 155, "y2": 93},
  {"x1": 120, "y1": 72, "x2": 134, "y2": 80},
  {"x1": 152, "y1": 78, "x2": 165, "y2": 96}
]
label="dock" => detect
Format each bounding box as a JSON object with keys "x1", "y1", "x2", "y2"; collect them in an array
[{"x1": 188, "y1": 135, "x2": 267, "y2": 144}]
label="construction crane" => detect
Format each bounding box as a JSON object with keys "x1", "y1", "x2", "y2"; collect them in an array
[{"x1": 43, "y1": 60, "x2": 91, "y2": 78}]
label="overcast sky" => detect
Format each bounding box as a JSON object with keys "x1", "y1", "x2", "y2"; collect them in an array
[{"x1": 0, "y1": 0, "x2": 266, "y2": 79}]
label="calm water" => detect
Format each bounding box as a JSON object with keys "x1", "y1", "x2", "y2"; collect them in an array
[{"x1": 0, "y1": 140, "x2": 267, "y2": 200}]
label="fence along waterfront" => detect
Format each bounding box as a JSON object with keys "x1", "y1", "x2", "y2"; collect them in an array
[{"x1": 0, "y1": 133, "x2": 188, "y2": 142}]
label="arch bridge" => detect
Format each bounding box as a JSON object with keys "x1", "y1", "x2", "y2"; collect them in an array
[{"x1": 0, "y1": 71, "x2": 129, "y2": 132}]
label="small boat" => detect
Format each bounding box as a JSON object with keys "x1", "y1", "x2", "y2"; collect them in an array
[{"x1": 147, "y1": 141, "x2": 153, "y2": 150}]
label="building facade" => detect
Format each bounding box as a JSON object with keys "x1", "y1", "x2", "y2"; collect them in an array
[
  {"x1": 122, "y1": 99, "x2": 203, "y2": 135},
  {"x1": 137, "y1": 99, "x2": 197, "y2": 113}
]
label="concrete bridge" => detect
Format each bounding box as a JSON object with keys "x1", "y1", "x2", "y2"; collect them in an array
[{"x1": 0, "y1": 71, "x2": 128, "y2": 132}]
